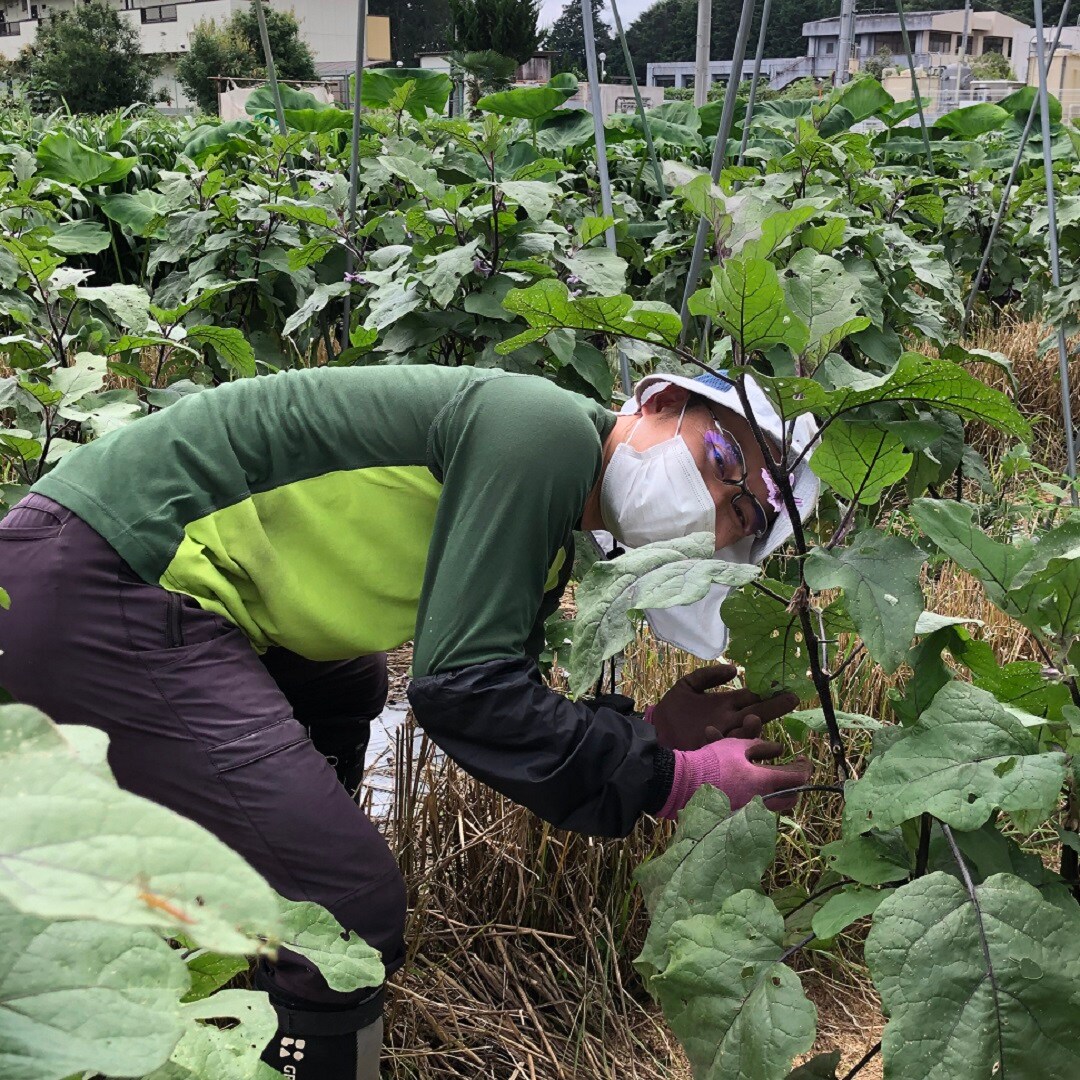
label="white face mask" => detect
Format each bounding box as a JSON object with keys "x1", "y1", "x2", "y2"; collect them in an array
[{"x1": 599, "y1": 405, "x2": 716, "y2": 550}]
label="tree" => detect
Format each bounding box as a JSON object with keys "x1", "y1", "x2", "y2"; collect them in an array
[
  {"x1": 18, "y1": 1, "x2": 161, "y2": 114},
  {"x1": 862, "y1": 44, "x2": 895, "y2": 81},
  {"x1": 970, "y1": 49, "x2": 1014, "y2": 80},
  {"x1": 177, "y1": 1, "x2": 317, "y2": 116},
  {"x1": 543, "y1": 0, "x2": 614, "y2": 78},
  {"x1": 450, "y1": 0, "x2": 542, "y2": 66}
]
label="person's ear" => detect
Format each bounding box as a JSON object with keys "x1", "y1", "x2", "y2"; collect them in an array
[{"x1": 640, "y1": 384, "x2": 691, "y2": 417}]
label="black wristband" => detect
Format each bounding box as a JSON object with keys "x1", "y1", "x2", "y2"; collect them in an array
[{"x1": 644, "y1": 745, "x2": 676, "y2": 816}]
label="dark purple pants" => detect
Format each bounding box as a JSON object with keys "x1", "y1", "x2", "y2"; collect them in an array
[{"x1": 0, "y1": 495, "x2": 407, "y2": 1006}]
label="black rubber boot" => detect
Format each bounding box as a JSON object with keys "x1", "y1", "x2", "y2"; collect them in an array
[{"x1": 258, "y1": 972, "x2": 384, "y2": 1079}]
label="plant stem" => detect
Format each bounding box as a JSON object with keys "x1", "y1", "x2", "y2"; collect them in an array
[
  {"x1": 841, "y1": 1040, "x2": 882, "y2": 1080},
  {"x1": 731, "y1": 369, "x2": 850, "y2": 782},
  {"x1": 914, "y1": 813, "x2": 932, "y2": 877}
]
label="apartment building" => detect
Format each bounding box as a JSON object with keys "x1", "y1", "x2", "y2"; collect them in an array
[
  {"x1": 0, "y1": 0, "x2": 388, "y2": 110},
  {"x1": 803, "y1": 9, "x2": 1032, "y2": 80}
]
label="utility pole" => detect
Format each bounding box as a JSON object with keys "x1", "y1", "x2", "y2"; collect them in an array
[
  {"x1": 835, "y1": 0, "x2": 857, "y2": 86},
  {"x1": 694, "y1": 0, "x2": 712, "y2": 107},
  {"x1": 956, "y1": 0, "x2": 972, "y2": 105}
]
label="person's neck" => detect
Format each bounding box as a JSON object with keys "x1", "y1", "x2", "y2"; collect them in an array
[{"x1": 580, "y1": 413, "x2": 638, "y2": 531}]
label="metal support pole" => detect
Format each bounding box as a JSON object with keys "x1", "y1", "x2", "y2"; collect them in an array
[
  {"x1": 955, "y1": 0, "x2": 972, "y2": 107},
  {"x1": 1033, "y1": 0, "x2": 1078, "y2": 499},
  {"x1": 343, "y1": 0, "x2": 368, "y2": 343},
  {"x1": 610, "y1": 0, "x2": 665, "y2": 196},
  {"x1": 694, "y1": 0, "x2": 713, "y2": 108},
  {"x1": 835, "y1": 0, "x2": 857, "y2": 86},
  {"x1": 252, "y1": 0, "x2": 300, "y2": 196},
  {"x1": 738, "y1": 0, "x2": 773, "y2": 166},
  {"x1": 895, "y1": 0, "x2": 938, "y2": 192},
  {"x1": 581, "y1": 0, "x2": 631, "y2": 394},
  {"x1": 678, "y1": 0, "x2": 757, "y2": 342},
  {"x1": 962, "y1": 0, "x2": 1070, "y2": 334}
]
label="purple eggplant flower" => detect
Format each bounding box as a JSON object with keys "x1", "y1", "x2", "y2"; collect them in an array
[
  {"x1": 344, "y1": 271, "x2": 367, "y2": 285},
  {"x1": 761, "y1": 468, "x2": 800, "y2": 513},
  {"x1": 567, "y1": 275, "x2": 582, "y2": 285}
]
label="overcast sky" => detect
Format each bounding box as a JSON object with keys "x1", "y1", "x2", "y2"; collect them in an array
[{"x1": 537, "y1": 0, "x2": 656, "y2": 30}]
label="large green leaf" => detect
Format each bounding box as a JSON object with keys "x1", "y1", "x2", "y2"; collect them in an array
[
  {"x1": 559, "y1": 246, "x2": 628, "y2": 295},
  {"x1": 568, "y1": 534, "x2": 760, "y2": 698},
  {"x1": 0, "y1": 899, "x2": 188, "y2": 1080},
  {"x1": 689, "y1": 254, "x2": 809, "y2": 355},
  {"x1": 361, "y1": 68, "x2": 453, "y2": 118},
  {"x1": 535, "y1": 109, "x2": 595, "y2": 152},
  {"x1": 843, "y1": 682, "x2": 1067, "y2": 834},
  {"x1": 100, "y1": 190, "x2": 175, "y2": 235},
  {"x1": 933, "y1": 103, "x2": 1010, "y2": 138},
  {"x1": 649, "y1": 890, "x2": 817, "y2": 1080},
  {"x1": 73, "y1": 284, "x2": 151, "y2": 334},
  {"x1": 419, "y1": 239, "x2": 481, "y2": 307},
  {"x1": 910, "y1": 498, "x2": 1033, "y2": 608},
  {"x1": 636, "y1": 789, "x2": 776, "y2": 980},
  {"x1": 498, "y1": 279, "x2": 680, "y2": 354},
  {"x1": 762, "y1": 352, "x2": 1029, "y2": 439},
  {"x1": 0, "y1": 706, "x2": 281, "y2": 954},
  {"x1": 804, "y1": 531, "x2": 924, "y2": 674},
  {"x1": 285, "y1": 281, "x2": 351, "y2": 337},
  {"x1": 722, "y1": 581, "x2": 851, "y2": 700},
  {"x1": 810, "y1": 884, "x2": 893, "y2": 940},
  {"x1": 144, "y1": 989, "x2": 277, "y2": 1080},
  {"x1": 44, "y1": 220, "x2": 112, "y2": 256},
  {"x1": 477, "y1": 86, "x2": 565, "y2": 119},
  {"x1": 499, "y1": 180, "x2": 560, "y2": 223},
  {"x1": 186, "y1": 326, "x2": 256, "y2": 379},
  {"x1": 821, "y1": 830, "x2": 912, "y2": 886},
  {"x1": 780, "y1": 249, "x2": 870, "y2": 363},
  {"x1": 276, "y1": 898, "x2": 383, "y2": 994},
  {"x1": 35, "y1": 132, "x2": 135, "y2": 186},
  {"x1": 808, "y1": 420, "x2": 912, "y2": 504},
  {"x1": 866, "y1": 873, "x2": 1080, "y2": 1080}
]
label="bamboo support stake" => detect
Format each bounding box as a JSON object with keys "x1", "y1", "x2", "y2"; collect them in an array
[
  {"x1": 738, "y1": 0, "x2": 773, "y2": 167},
  {"x1": 610, "y1": 0, "x2": 665, "y2": 196},
  {"x1": 251, "y1": 0, "x2": 300, "y2": 197},
  {"x1": 678, "y1": 0, "x2": 757, "y2": 342},
  {"x1": 581, "y1": 0, "x2": 631, "y2": 394},
  {"x1": 343, "y1": 0, "x2": 369, "y2": 342},
  {"x1": 961, "y1": 0, "x2": 1070, "y2": 334},
  {"x1": 1033, "y1": 0, "x2": 1079, "y2": 501},
  {"x1": 894, "y1": 0, "x2": 938, "y2": 195}
]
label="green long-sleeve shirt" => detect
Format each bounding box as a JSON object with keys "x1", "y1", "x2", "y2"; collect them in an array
[{"x1": 36, "y1": 366, "x2": 614, "y2": 676}]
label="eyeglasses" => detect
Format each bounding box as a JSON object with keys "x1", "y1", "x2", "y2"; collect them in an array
[{"x1": 702, "y1": 421, "x2": 773, "y2": 540}]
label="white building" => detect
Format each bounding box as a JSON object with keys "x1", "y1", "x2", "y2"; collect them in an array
[{"x1": 0, "y1": 0, "x2": 391, "y2": 111}]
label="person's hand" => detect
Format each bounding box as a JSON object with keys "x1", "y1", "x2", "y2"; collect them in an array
[
  {"x1": 646, "y1": 664, "x2": 800, "y2": 751},
  {"x1": 658, "y1": 730, "x2": 811, "y2": 819}
]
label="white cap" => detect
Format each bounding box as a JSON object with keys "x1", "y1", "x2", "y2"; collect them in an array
[{"x1": 611, "y1": 371, "x2": 820, "y2": 659}]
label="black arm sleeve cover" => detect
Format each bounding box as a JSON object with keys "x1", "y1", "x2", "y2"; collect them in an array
[{"x1": 408, "y1": 657, "x2": 674, "y2": 838}]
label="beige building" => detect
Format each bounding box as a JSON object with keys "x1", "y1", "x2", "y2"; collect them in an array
[
  {"x1": 0, "y1": 0, "x2": 391, "y2": 111},
  {"x1": 802, "y1": 9, "x2": 1031, "y2": 78}
]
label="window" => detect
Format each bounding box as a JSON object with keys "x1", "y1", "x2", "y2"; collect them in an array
[
  {"x1": 983, "y1": 36, "x2": 1006, "y2": 56},
  {"x1": 929, "y1": 31, "x2": 953, "y2": 52},
  {"x1": 824, "y1": 40, "x2": 835, "y2": 55},
  {"x1": 873, "y1": 32, "x2": 906, "y2": 55},
  {"x1": 141, "y1": 4, "x2": 177, "y2": 23}
]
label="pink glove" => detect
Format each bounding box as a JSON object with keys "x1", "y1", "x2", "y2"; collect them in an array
[{"x1": 659, "y1": 734, "x2": 811, "y2": 819}]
